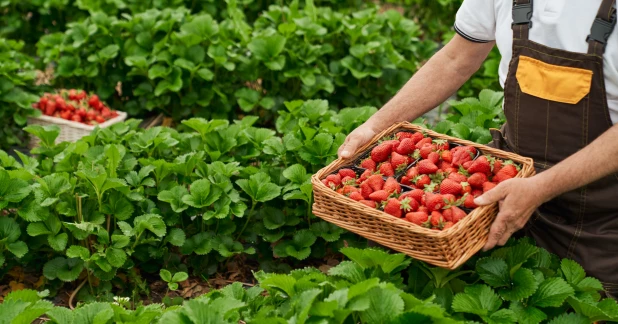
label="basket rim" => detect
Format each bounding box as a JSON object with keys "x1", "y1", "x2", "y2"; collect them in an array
[{"x1": 27, "y1": 110, "x2": 128, "y2": 130}]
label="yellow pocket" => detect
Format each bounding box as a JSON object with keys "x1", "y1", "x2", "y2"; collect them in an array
[{"x1": 516, "y1": 56, "x2": 593, "y2": 104}]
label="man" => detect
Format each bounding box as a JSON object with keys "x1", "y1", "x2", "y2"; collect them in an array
[{"x1": 338, "y1": 0, "x2": 618, "y2": 297}]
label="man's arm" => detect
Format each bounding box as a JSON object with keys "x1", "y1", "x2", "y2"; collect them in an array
[
  {"x1": 476, "y1": 124, "x2": 618, "y2": 251},
  {"x1": 338, "y1": 35, "x2": 495, "y2": 159}
]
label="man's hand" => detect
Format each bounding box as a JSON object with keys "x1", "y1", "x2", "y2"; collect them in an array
[
  {"x1": 474, "y1": 177, "x2": 549, "y2": 251},
  {"x1": 338, "y1": 123, "x2": 379, "y2": 159}
]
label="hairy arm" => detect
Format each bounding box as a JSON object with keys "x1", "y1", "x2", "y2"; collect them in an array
[{"x1": 338, "y1": 35, "x2": 495, "y2": 158}]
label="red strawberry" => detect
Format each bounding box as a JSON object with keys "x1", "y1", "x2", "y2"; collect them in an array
[
  {"x1": 439, "y1": 161, "x2": 453, "y2": 172},
  {"x1": 419, "y1": 144, "x2": 434, "y2": 159},
  {"x1": 413, "y1": 175, "x2": 431, "y2": 189},
  {"x1": 366, "y1": 175, "x2": 385, "y2": 191},
  {"x1": 359, "y1": 200, "x2": 377, "y2": 208},
  {"x1": 462, "y1": 161, "x2": 474, "y2": 170},
  {"x1": 427, "y1": 152, "x2": 440, "y2": 165},
  {"x1": 321, "y1": 179, "x2": 329, "y2": 187},
  {"x1": 452, "y1": 146, "x2": 476, "y2": 166},
  {"x1": 401, "y1": 196, "x2": 419, "y2": 212},
  {"x1": 447, "y1": 172, "x2": 467, "y2": 183},
  {"x1": 464, "y1": 194, "x2": 478, "y2": 208},
  {"x1": 442, "y1": 194, "x2": 456, "y2": 204},
  {"x1": 430, "y1": 211, "x2": 445, "y2": 228},
  {"x1": 418, "y1": 206, "x2": 429, "y2": 213},
  {"x1": 361, "y1": 158, "x2": 377, "y2": 171},
  {"x1": 396, "y1": 138, "x2": 416, "y2": 155},
  {"x1": 409, "y1": 189, "x2": 425, "y2": 203},
  {"x1": 95, "y1": 115, "x2": 106, "y2": 123},
  {"x1": 384, "y1": 177, "x2": 402, "y2": 194},
  {"x1": 88, "y1": 94, "x2": 100, "y2": 108},
  {"x1": 406, "y1": 211, "x2": 429, "y2": 226},
  {"x1": 472, "y1": 189, "x2": 483, "y2": 197},
  {"x1": 444, "y1": 167, "x2": 458, "y2": 174},
  {"x1": 341, "y1": 176, "x2": 356, "y2": 185},
  {"x1": 369, "y1": 190, "x2": 389, "y2": 202},
  {"x1": 493, "y1": 164, "x2": 518, "y2": 183},
  {"x1": 384, "y1": 198, "x2": 404, "y2": 217},
  {"x1": 417, "y1": 160, "x2": 439, "y2": 174},
  {"x1": 71, "y1": 114, "x2": 82, "y2": 123},
  {"x1": 425, "y1": 193, "x2": 445, "y2": 212},
  {"x1": 492, "y1": 159, "x2": 503, "y2": 174},
  {"x1": 406, "y1": 167, "x2": 419, "y2": 179},
  {"x1": 360, "y1": 182, "x2": 373, "y2": 199},
  {"x1": 371, "y1": 143, "x2": 392, "y2": 163},
  {"x1": 45, "y1": 101, "x2": 57, "y2": 116},
  {"x1": 410, "y1": 132, "x2": 424, "y2": 144},
  {"x1": 434, "y1": 139, "x2": 449, "y2": 151},
  {"x1": 358, "y1": 169, "x2": 372, "y2": 183},
  {"x1": 342, "y1": 185, "x2": 358, "y2": 195},
  {"x1": 336, "y1": 187, "x2": 344, "y2": 194},
  {"x1": 383, "y1": 139, "x2": 401, "y2": 151},
  {"x1": 326, "y1": 174, "x2": 342, "y2": 187},
  {"x1": 443, "y1": 222, "x2": 454, "y2": 230},
  {"x1": 467, "y1": 156, "x2": 491, "y2": 175},
  {"x1": 451, "y1": 206, "x2": 467, "y2": 223},
  {"x1": 379, "y1": 162, "x2": 395, "y2": 177},
  {"x1": 60, "y1": 111, "x2": 72, "y2": 120},
  {"x1": 400, "y1": 176, "x2": 412, "y2": 186},
  {"x1": 441, "y1": 150, "x2": 453, "y2": 163},
  {"x1": 339, "y1": 168, "x2": 357, "y2": 179},
  {"x1": 440, "y1": 179, "x2": 462, "y2": 195},
  {"x1": 483, "y1": 182, "x2": 497, "y2": 193},
  {"x1": 415, "y1": 137, "x2": 433, "y2": 150},
  {"x1": 390, "y1": 152, "x2": 409, "y2": 171},
  {"x1": 468, "y1": 172, "x2": 488, "y2": 188},
  {"x1": 349, "y1": 192, "x2": 363, "y2": 201},
  {"x1": 396, "y1": 132, "x2": 414, "y2": 141},
  {"x1": 442, "y1": 207, "x2": 454, "y2": 222},
  {"x1": 461, "y1": 182, "x2": 472, "y2": 194}
]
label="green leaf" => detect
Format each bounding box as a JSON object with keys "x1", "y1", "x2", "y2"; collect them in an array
[
  {"x1": 23, "y1": 125, "x2": 60, "y2": 147},
  {"x1": 196, "y1": 68, "x2": 214, "y2": 81},
  {"x1": 27, "y1": 222, "x2": 52, "y2": 236},
  {"x1": 529, "y1": 278, "x2": 574, "y2": 308},
  {"x1": 547, "y1": 313, "x2": 590, "y2": 324},
  {"x1": 105, "y1": 248, "x2": 127, "y2": 267},
  {"x1": 248, "y1": 34, "x2": 286, "y2": 61},
  {"x1": 7, "y1": 241, "x2": 28, "y2": 258},
  {"x1": 158, "y1": 185, "x2": 189, "y2": 213},
  {"x1": 561, "y1": 259, "x2": 586, "y2": 286},
  {"x1": 499, "y1": 268, "x2": 538, "y2": 301},
  {"x1": 451, "y1": 123, "x2": 471, "y2": 140},
  {"x1": 111, "y1": 235, "x2": 130, "y2": 249},
  {"x1": 66, "y1": 245, "x2": 90, "y2": 260},
  {"x1": 43, "y1": 257, "x2": 84, "y2": 282},
  {"x1": 328, "y1": 261, "x2": 366, "y2": 284},
  {"x1": 0, "y1": 170, "x2": 31, "y2": 208},
  {"x1": 102, "y1": 192, "x2": 134, "y2": 221},
  {"x1": 160, "y1": 269, "x2": 172, "y2": 282},
  {"x1": 509, "y1": 301, "x2": 547, "y2": 324},
  {"x1": 236, "y1": 172, "x2": 282, "y2": 203},
  {"x1": 359, "y1": 287, "x2": 405, "y2": 324},
  {"x1": 172, "y1": 272, "x2": 188, "y2": 283},
  {"x1": 0, "y1": 217, "x2": 21, "y2": 243},
  {"x1": 477, "y1": 257, "x2": 510, "y2": 288},
  {"x1": 452, "y1": 285, "x2": 502, "y2": 317},
  {"x1": 182, "y1": 179, "x2": 222, "y2": 208},
  {"x1": 48, "y1": 233, "x2": 68, "y2": 251},
  {"x1": 283, "y1": 164, "x2": 310, "y2": 184},
  {"x1": 133, "y1": 214, "x2": 166, "y2": 238},
  {"x1": 165, "y1": 228, "x2": 186, "y2": 247}
]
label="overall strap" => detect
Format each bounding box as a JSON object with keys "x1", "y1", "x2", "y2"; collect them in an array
[
  {"x1": 587, "y1": 0, "x2": 617, "y2": 55},
  {"x1": 512, "y1": 0, "x2": 533, "y2": 40}
]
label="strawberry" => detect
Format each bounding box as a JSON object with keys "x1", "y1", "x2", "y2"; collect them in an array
[
  {"x1": 434, "y1": 139, "x2": 449, "y2": 151},
  {"x1": 492, "y1": 159, "x2": 503, "y2": 174},
  {"x1": 439, "y1": 160, "x2": 453, "y2": 171},
  {"x1": 342, "y1": 185, "x2": 358, "y2": 195},
  {"x1": 402, "y1": 196, "x2": 419, "y2": 212},
  {"x1": 452, "y1": 146, "x2": 476, "y2": 166},
  {"x1": 467, "y1": 156, "x2": 491, "y2": 175},
  {"x1": 379, "y1": 162, "x2": 395, "y2": 177},
  {"x1": 45, "y1": 101, "x2": 57, "y2": 116},
  {"x1": 339, "y1": 168, "x2": 357, "y2": 179},
  {"x1": 326, "y1": 174, "x2": 342, "y2": 187},
  {"x1": 349, "y1": 192, "x2": 363, "y2": 201},
  {"x1": 88, "y1": 95, "x2": 100, "y2": 108},
  {"x1": 384, "y1": 198, "x2": 404, "y2": 217},
  {"x1": 472, "y1": 189, "x2": 483, "y2": 197},
  {"x1": 366, "y1": 175, "x2": 385, "y2": 191},
  {"x1": 409, "y1": 189, "x2": 425, "y2": 203},
  {"x1": 359, "y1": 200, "x2": 377, "y2": 208},
  {"x1": 461, "y1": 182, "x2": 472, "y2": 194},
  {"x1": 464, "y1": 194, "x2": 478, "y2": 209},
  {"x1": 358, "y1": 169, "x2": 373, "y2": 183},
  {"x1": 396, "y1": 132, "x2": 414, "y2": 141},
  {"x1": 395, "y1": 138, "x2": 416, "y2": 155},
  {"x1": 321, "y1": 179, "x2": 329, "y2": 187},
  {"x1": 68, "y1": 89, "x2": 77, "y2": 100},
  {"x1": 341, "y1": 176, "x2": 356, "y2": 185},
  {"x1": 425, "y1": 193, "x2": 445, "y2": 212},
  {"x1": 55, "y1": 97, "x2": 66, "y2": 110},
  {"x1": 390, "y1": 152, "x2": 409, "y2": 171},
  {"x1": 443, "y1": 222, "x2": 454, "y2": 230},
  {"x1": 462, "y1": 161, "x2": 473, "y2": 170},
  {"x1": 415, "y1": 137, "x2": 433, "y2": 150},
  {"x1": 406, "y1": 166, "x2": 419, "y2": 179},
  {"x1": 413, "y1": 175, "x2": 431, "y2": 189},
  {"x1": 406, "y1": 211, "x2": 429, "y2": 226},
  {"x1": 400, "y1": 176, "x2": 412, "y2": 186},
  {"x1": 60, "y1": 111, "x2": 72, "y2": 120},
  {"x1": 369, "y1": 190, "x2": 389, "y2": 202},
  {"x1": 417, "y1": 160, "x2": 438, "y2": 174},
  {"x1": 442, "y1": 194, "x2": 456, "y2": 204},
  {"x1": 336, "y1": 187, "x2": 344, "y2": 194},
  {"x1": 430, "y1": 211, "x2": 445, "y2": 228},
  {"x1": 483, "y1": 182, "x2": 497, "y2": 193},
  {"x1": 418, "y1": 206, "x2": 429, "y2": 213},
  {"x1": 382, "y1": 139, "x2": 401, "y2": 151},
  {"x1": 493, "y1": 164, "x2": 518, "y2": 183},
  {"x1": 360, "y1": 182, "x2": 373, "y2": 199},
  {"x1": 95, "y1": 115, "x2": 106, "y2": 123},
  {"x1": 410, "y1": 132, "x2": 425, "y2": 144},
  {"x1": 447, "y1": 172, "x2": 467, "y2": 183},
  {"x1": 384, "y1": 177, "x2": 402, "y2": 194},
  {"x1": 419, "y1": 144, "x2": 434, "y2": 159},
  {"x1": 442, "y1": 207, "x2": 454, "y2": 222},
  {"x1": 371, "y1": 143, "x2": 392, "y2": 163},
  {"x1": 441, "y1": 150, "x2": 452, "y2": 163},
  {"x1": 444, "y1": 167, "x2": 458, "y2": 174},
  {"x1": 440, "y1": 179, "x2": 462, "y2": 195},
  {"x1": 71, "y1": 114, "x2": 82, "y2": 123},
  {"x1": 360, "y1": 158, "x2": 377, "y2": 171},
  {"x1": 427, "y1": 152, "x2": 440, "y2": 165},
  {"x1": 468, "y1": 172, "x2": 488, "y2": 188},
  {"x1": 451, "y1": 206, "x2": 467, "y2": 223}
]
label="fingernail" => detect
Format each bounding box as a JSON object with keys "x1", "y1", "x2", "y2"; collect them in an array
[
  {"x1": 474, "y1": 197, "x2": 483, "y2": 205},
  {"x1": 341, "y1": 150, "x2": 349, "y2": 158}
]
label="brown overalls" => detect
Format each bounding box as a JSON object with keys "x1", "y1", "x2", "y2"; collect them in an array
[{"x1": 490, "y1": 0, "x2": 618, "y2": 297}]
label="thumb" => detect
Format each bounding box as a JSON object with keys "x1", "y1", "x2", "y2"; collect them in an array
[
  {"x1": 339, "y1": 136, "x2": 363, "y2": 159},
  {"x1": 474, "y1": 184, "x2": 506, "y2": 206}
]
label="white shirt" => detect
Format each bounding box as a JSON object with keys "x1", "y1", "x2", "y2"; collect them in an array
[{"x1": 455, "y1": 0, "x2": 618, "y2": 124}]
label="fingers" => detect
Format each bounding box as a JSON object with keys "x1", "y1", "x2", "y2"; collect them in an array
[
  {"x1": 474, "y1": 181, "x2": 510, "y2": 206},
  {"x1": 483, "y1": 216, "x2": 507, "y2": 251},
  {"x1": 339, "y1": 135, "x2": 364, "y2": 159}
]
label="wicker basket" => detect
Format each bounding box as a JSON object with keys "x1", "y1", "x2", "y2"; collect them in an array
[
  {"x1": 27, "y1": 111, "x2": 128, "y2": 148},
  {"x1": 311, "y1": 121, "x2": 536, "y2": 269}
]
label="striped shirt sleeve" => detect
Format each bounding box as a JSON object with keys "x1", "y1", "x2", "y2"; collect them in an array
[{"x1": 454, "y1": 0, "x2": 496, "y2": 43}]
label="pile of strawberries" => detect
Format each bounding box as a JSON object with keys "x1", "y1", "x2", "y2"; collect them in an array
[
  {"x1": 33, "y1": 89, "x2": 119, "y2": 125},
  {"x1": 322, "y1": 131, "x2": 521, "y2": 231}
]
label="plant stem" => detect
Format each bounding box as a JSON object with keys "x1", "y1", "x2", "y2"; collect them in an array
[
  {"x1": 306, "y1": 197, "x2": 313, "y2": 226},
  {"x1": 236, "y1": 200, "x2": 256, "y2": 240},
  {"x1": 132, "y1": 232, "x2": 143, "y2": 250}
]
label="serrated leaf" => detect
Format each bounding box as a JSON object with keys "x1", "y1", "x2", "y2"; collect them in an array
[
  {"x1": 182, "y1": 179, "x2": 222, "y2": 208},
  {"x1": 499, "y1": 268, "x2": 538, "y2": 301},
  {"x1": 106, "y1": 247, "x2": 127, "y2": 267},
  {"x1": 328, "y1": 261, "x2": 366, "y2": 284},
  {"x1": 7, "y1": 241, "x2": 28, "y2": 258},
  {"x1": 48, "y1": 233, "x2": 68, "y2": 251},
  {"x1": 236, "y1": 172, "x2": 282, "y2": 203},
  {"x1": 546, "y1": 312, "x2": 590, "y2": 324},
  {"x1": 43, "y1": 257, "x2": 84, "y2": 282},
  {"x1": 66, "y1": 245, "x2": 90, "y2": 260},
  {"x1": 510, "y1": 301, "x2": 546, "y2": 324},
  {"x1": 158, "y1": 185, "x2": 189, "y2": 213},
  {"x1": 134, "y1": 214, "x2": 166, "y2": 238},
  {"x1": 452, "y1": 285, "x2": 502, "y2": 316},
  {"x1": 359, "y1": 287, "x2": 405, "y2": 324},
  {"x1": 529, "y1": 278, "x2": 574, "y2": 308},
  {"x1": 477, "y1": 257, "x2": 510, "y2": 288},
  {"x1": 165, "y1": 228, "x2": 186, "y2": 247},
  {"x1": 102, "y1": 192, "x2": 134, "y2": 221},
  {"x1": 561, "y1": 259, "x2": 586, "y2": 286}
]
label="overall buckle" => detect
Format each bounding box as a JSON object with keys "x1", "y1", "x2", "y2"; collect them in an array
[
  {"x1": 587, "y1": 13, "x2": 617, "y2": 46},
  {"x1": 512, "y1": 0, "x2": 533, "y2": 28}
]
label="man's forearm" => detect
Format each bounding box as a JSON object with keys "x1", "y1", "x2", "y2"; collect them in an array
[
  {"x1": 534, "y1": 124, "x2": 618, "y2": 202},
  {"x1": 365, "y1": 35, "x2": 495, "y2": 132}
]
